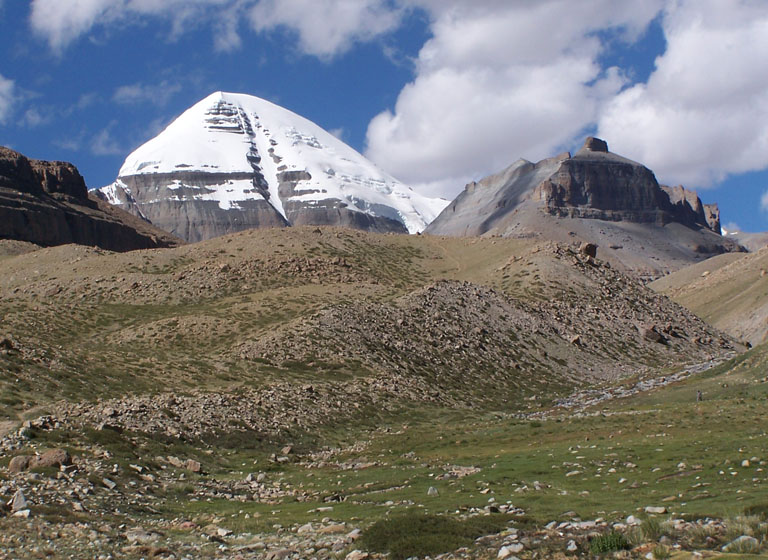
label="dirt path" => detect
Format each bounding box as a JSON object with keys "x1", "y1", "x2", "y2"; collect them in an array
[
  {"x1": 0, "y1": 419, "x2": 18, "y2": 438},
  {"x1": 428, "y1": 236, "x2": 463, "y2": 275}
]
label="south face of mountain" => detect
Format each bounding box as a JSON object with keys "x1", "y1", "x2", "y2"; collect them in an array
[{"x1": 98, "y1": 91, "x2": 447, "y2": 242}]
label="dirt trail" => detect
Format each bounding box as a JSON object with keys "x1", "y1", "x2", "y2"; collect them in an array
[
  {"x1": 428, "y1": 237, "x2": 463, "y2": 275},
  {"x1": 0, "y1": 419, "x2": 17, "y2": 438}
]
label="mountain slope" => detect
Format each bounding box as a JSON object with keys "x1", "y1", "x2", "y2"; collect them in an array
[
  {"x1": 0, "y1": 226, "x2": 740, "y2": 421},
  {"x1": 426, "y1": 137, "x2": 742, "y2": 280},
  {"x1": 0, "y1": 146, "x2": 182, "y2": 251},
  {"x1": 651, "y1": 247, "x2": 768, "y2": 346},
  {"x1": 99, "y1": 92, "x2": 447, "y2": 241}
]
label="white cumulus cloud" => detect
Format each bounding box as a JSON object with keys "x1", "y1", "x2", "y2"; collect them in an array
[
  {"x1": 365, "y1": 0, "x2": 664, "y2": 197},
  {"x1": 0, "y1": 73, "x2": 15, "y2": 124},
  {"x1": 597, "y1": 0, "x2": 768, "y2": 188},
  {"x1": 248, "y1": 0, "x2": 402, "y2": 59},
  {"x1": 29, "y1": 0, "x2": 236, "y2": 52},
  {"x1": 29, "y1": 0, "x2": 401, "y2": 57}
]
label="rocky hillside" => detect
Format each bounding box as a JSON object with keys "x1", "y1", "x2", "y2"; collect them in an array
[
  {"x1": 0, "y1": 147, "x2": 182, "y2": 252},
  {"x1": 98, "y1": 92, "x2": 446, "y2": 242},
  {"x1": 426, "y1": 137, "x2": 742, "y2": 280},
  {"x1": 0, "y1": 227, "x2": 739, "y2": 426}
]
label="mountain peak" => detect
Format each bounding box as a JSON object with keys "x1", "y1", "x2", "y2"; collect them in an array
[
  {"x1": 100, "y1": 92, "x2": 447, "y2": 242},
  {"x1": 426, "y1": 137, "x2": 742, "y2": 278}
]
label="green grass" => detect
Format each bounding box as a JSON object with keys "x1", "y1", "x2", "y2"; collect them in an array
[
  {"x1": 589, "y1": 531, "x2": 629, "y2": 554},
  {"x1": 360, "y1": 512, "x2": 512, "y2": 560}
]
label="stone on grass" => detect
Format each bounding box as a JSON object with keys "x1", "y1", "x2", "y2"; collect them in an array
[
  {"x1": 32, "y1": 449, "x2": 71, "y2": 469},
  {"x1": 8, "y1": 456, "x2": 32, "y2": 474},
  {"x1": 186, "y1": 459, "x2": 202, "y2": 473},
  {"x1": 427, "y1": 486, "x2": 439, "y2": 497},
  {"x1": 10, "y1": 489, "x2": 27, "y2": 512},
  {"x1": 644, "y1": 506, "x2": 666, "y2": 514},
  {"x1": 723, "y1": 535, "x2": 759, "y2": 552},
  {"x1": 345, "y1": 551, "x2": 369, "y2": 560},
  {"x1": 497, "y1": 545, "x2": 521, "y2": 559},
  {"x1": 318, "y1": 523, "x2": 346, "y2": 534}
]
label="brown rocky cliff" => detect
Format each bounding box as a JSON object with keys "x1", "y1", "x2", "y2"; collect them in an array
[
  {"x1": 533, "y1": 137, "x2": 720, "y2": 233},
  {"x1": 0, "y1": 146, "x2": 182, "y2": 251}
]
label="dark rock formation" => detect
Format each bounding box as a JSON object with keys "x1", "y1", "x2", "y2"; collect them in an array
[
  {"x1": 427, "y1": 137, "x2": 742, "y2": 278},
  {"x1": 0, "y1": 147, "x2": 182, "y2": 252},
  {"x1": 533, "y1": 138, "x2": 720, "y2": 232}
]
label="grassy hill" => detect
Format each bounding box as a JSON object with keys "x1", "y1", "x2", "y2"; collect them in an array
[
  {"x1": 651, "y1": 247, "x2": 768, "y2": 346},
  {"x1": 1, "y1": 227, "x2": 762, "y2": 559}
]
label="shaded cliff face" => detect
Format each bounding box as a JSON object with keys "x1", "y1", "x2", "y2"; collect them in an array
[
  {"x1": 99, "y1": 92, "x2": 447, "y2": 242},
  {"x1": 427, "y1": 137, "x2": 741, "y2": 279},
  {"x1": 0, "y1": 147, "x2": 182, "y2": 252}
]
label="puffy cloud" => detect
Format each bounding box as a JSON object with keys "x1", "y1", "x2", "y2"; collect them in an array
[
  {"x1": 248, "y1": 0, "x2": 402, "y2": 59},
  {"x1": 598, "y1": 0, "x2": 768, "y2": 188},
  {"x1": 29, "y1": 0, "x2": 401, "y2": 57},
  {"x1": 365, "y1": 1, "x2": 664, "y2": 197},
  {"x1": 113, "y1": 80, "x2": 182, "y2": 106},
  {"x1": 0, "y1": 73, "x2": 14, "y2": 124},
  {"x1": 29, "y1": 0, "x2": 236, "y2": 52}
]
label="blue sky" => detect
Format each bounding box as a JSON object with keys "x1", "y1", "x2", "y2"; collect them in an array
[{"x1": 1, "y1": 0, "x2": 767, "y2": 232}]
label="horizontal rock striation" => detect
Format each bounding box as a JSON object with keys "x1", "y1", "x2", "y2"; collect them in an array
[
  {"x1": 0, "y1": 146, "x2": 182, "y2": 251},
  {"x1": 427, "y1": 137, "x2": 742, "y2": 278},
  {"x1": 532, "y1": 139, "x2": 720, "y2": 232},
  {"x1": 100, "y1": 92, "x2": 444, "y2": 242}
]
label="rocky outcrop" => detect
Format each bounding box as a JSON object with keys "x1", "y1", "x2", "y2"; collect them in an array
[
  {"x1": 532, "y1": 139, "x2": 720, "y2": 232},
  {"x1": 98, "y1": 172, "x2": 289, "y2": 243},
  {"x1": 0, "y1": 146, "x2": 182, "y2": 251},
  {"x1": 427, "y1": 137, "x2": 742, "y2": 278}
]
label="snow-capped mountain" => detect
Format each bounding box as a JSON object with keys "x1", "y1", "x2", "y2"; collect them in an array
[{"x1": 98, "y1": 92, "x2": 447, "y2": 242}]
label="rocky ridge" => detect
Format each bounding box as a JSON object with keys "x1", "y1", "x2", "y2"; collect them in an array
[
  {"x1": 426, "y1": 137, "x2": 742, "y2": 279},
  {"x1": 241, "y1": 245, "x2": 738, "y2": 404},
  {"x1": 0, "y1": 146, "x2": 182, "y2": 252}
]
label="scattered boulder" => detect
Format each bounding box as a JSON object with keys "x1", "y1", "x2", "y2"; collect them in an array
[
  {"x1": 579, "y1": 242, "x2": 597, "y2": 259},
  {"x1": 642, "y1": 325, "x2": 667, "y2": 345},
  {"x1": 266, "y1": 549, "x2": 294, "y2": 560},
  {"x1": 498, "y1": 545, "x2": 522, "y2": 559},
  {"x1": 427, "y1": 486, "x2": 439, "y2": 497},
  {"x1": 10, "y1": 489, "x2": 27, "y2": 512},
  {"x1": 644, "y1": 506, "x2": 667, "y2": 514},
  {"x1": 8, "y1": 456, "x2": 32, "y2": 474},
  {"x1": 32, "y1": 448, "x2": 71, "y2": 469},
  {"x1": 185, "y1": 459, "x2": 202, "y2": 473},
  {"x1": 723, "y1": 535, "x2": 759, "y2": 553}
]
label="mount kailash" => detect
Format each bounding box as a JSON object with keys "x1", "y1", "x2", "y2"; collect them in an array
[{"x1": 98, "y1": 92, "x2": 447, "y2": 242}]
